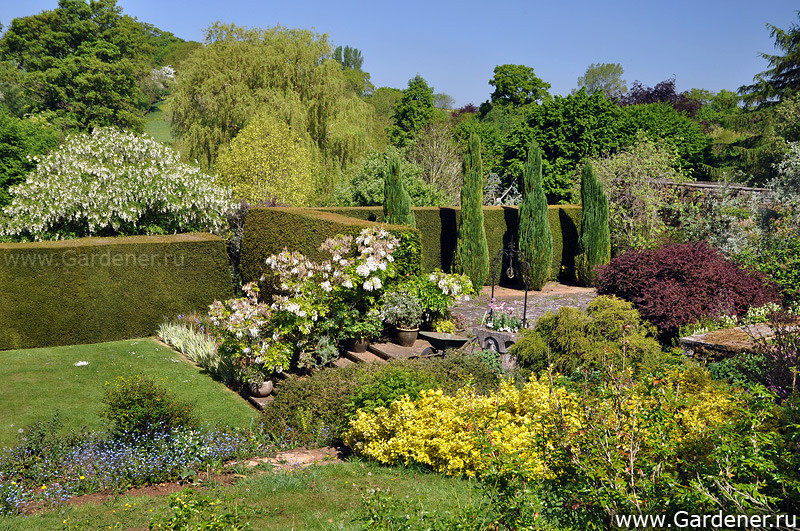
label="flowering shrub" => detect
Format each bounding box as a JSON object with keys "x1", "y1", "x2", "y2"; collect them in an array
[
  {"x1": 345, "y1": 365, "x2": 798, "y2": 524},
  {"x1": 401, "y1": 270, "x2": 473, "y2": 323},
  {"x1": 208, "y1": 282, "x2": 289, "y2": 384},
  {"x1": 597, "y1": 241, "x2": 780, "y2": 339},
  {"x1": 0, "y1": 128, "x2": 233, "y2": 241}
]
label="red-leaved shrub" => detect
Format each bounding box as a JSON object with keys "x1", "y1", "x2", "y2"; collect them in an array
[{"x1": 596, "y1": 241, "x2": 779, "y2": 339}]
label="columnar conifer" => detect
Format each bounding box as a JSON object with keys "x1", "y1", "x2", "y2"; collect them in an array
[
  {"x1": 576, "y1": 160, "x2": 611, "y2": 285},
  {"x1": 452, "y1": 134, "x2": 489, "y2": 290},
  {"x1": 518, "y1": 141, "x2": 552, "y2": 290},
  {"x1": 383, "y1": 155, "x2": 416, "y2": 227}
]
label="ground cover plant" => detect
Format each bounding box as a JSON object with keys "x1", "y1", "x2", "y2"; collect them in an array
[{"x1": 0, "y1": 339, "x2": 257, "y2": 448}]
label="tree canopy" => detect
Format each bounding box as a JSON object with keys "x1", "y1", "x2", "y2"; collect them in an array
[
  {"x1": 214, "y1": 112, "x2": 315, "y2": 206},
  {"x1": 740, "y1": 12, "x2": 800, "y2": 107},
  {"x1": 489, "y1": 64, "x2": 551, "y2": 107},
  {"x1": 166, "y1": 22, "x2": 377, "y2": 194},
  {"x1": 0, "y1": 0, "x2": 153, "y2": 131},
  {"x1": 576, "y1": 63, "x2": 627, "y2": 99},
  {"x1": 389, "y1": 75, "x2": 434, "y2": 147}
]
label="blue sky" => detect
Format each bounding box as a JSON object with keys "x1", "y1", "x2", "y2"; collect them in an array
[{"x1": 2, "y1": 1, "x2": 798, "y2": 107}]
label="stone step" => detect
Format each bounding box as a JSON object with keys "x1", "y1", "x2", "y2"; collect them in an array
[
  {"x1": 333, "y1": 357, "x2": 355, "y2": 368},
  {"x1": 368, "y1": 339, "x2": 435, "y2": 361},
  {"x1": 341, "y1": 349, "x2": 388, "y2": 364}
]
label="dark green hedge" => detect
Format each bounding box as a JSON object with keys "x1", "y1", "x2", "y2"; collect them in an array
[
  {"x1": 0, "y1": 233, "x2": 232, "y2": 351},
  {"x1": 321, "y1": 206, "x2": 582, "y2": 282},
  {"x1": 240, "y1": 208, "x2": 422, "y2": 292}
]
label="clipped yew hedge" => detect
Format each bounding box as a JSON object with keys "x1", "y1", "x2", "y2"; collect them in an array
[
  {"x1": 240, "y1": 208, "x2": 422, "y2": 292},
  {"x1": 321, "y1": 205, "x2": 582, "y2": 282},
  {"x1": 0, "y1": 233, "x2": 232, "y2": 350}
]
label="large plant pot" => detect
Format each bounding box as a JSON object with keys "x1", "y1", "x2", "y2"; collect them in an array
[
  {"x1": 248, "y1": 379, "x2": 274, "y2": 398},
  {"x1": 395, "y1": 328, "x2": 419, "y2": 347},
  {"x1": 349, "y1": 338, "x2": 370, "y2": 353}
]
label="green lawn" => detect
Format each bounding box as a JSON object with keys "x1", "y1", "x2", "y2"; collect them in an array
[
  {"x1": 144, "y1": 101, "x2": 174, "y2": 145},
  {"x1": 0, "y1": 338, "x2": 257, "y2": 447},
  {"x1": 0, "y1": 460, "x2": 486, "y2": 530}
]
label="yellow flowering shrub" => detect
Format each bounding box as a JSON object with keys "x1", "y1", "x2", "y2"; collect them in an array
[{"x1": 345, "y1": 366, "x2": 739, "y2": 480}]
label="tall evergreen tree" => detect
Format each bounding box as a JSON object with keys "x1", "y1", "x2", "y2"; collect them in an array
[
  {"x1": 576, "y1": 161, "x2": 611, "y2": 285},
  {"x1": 452, "y1": 134, "x2": 489, "y2": 290},
  {"x1": 517, "y1": 141, "x2": 552, "y2": 290},
  {"x1": 383, "y1": 155, "x2": 416, "y2": 227}
]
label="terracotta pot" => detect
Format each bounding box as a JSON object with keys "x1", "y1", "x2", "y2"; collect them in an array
[
  {"x1": 349, "y1": 338, "x2": 369, "y2": 353},
  {"x1": 248, "y1": 379, "x2": 274, "y2": 397},
  {"x1": 395, "y1": 328, "x2": 419, "y2": 347}
]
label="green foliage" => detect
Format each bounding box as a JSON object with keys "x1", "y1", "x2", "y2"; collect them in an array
[
  {"x1": 167, "y1": 22, "x2": 376, "y2": 190},
  {"x1": 322, "y1": 205, "x2": 582, "y2": 282},
  {"x1": 0, "y1": 111, "x2": 60, "y2": 207},
  {"x1": 383, "y1": 155, "x2": 417, "y2": 227},
  {"x1": 258, "y1": 355, "x2": 498, "y2": 449},
  {"x1": 740, "y1": 12, "x2": 800, "y2": 107},
  {"x1": 0, "y1": 233, "x2": 233, "y2": 350},
  {"x1": 489, "y1": 64, "x2": 551, "y2": 107},
  {"x1": 504, "y1": 89, "x2": 626, "y2": 202},
  {"x1": 408, "y1": 121, "x2": 462, "y2": 204},
  {"x1": 575, "y1": 62, "x2": 627, "y2": 99},
  {"x1": 620, "y1": 102, "x2": 712, "y2": 177},
  {"x1": 348, "y1": 367, "x2": 437, "y2": 415},
  {"x1": 157, "y1": 320, "x2": 237, "y2": 387},
  {"x1": 390, "y1": 75, "x2": 435, "y2": 147},
  {"x1": 335, "y1": 146, "x2": 447, "y2": 207},
  {"x1": 214, "y1": 112, "x2": 314, "y2": 206},
  {"x1": 576, "y1": 161, "x2": 610, "y2": 285},
  {"x1": 0, "y1": 0, "x2": 152, "y2": 131},
  {"x1": 0, "y1": 128, "x2": 232, "y2": 241},
  {"x1": 591, "y1": 132, "x2": 688, "y2": 254},
  {"x1": 381, "y1": 290, "x2": 423, "y2": 329},
  {"x1": 101, "y1": 375, "x2": 197, "y2": 439},
  {"x1": 510, "y1": 295, "x2": 662, "y2": 374},
  {"x1": 517, "y1": 141, "x2": 552, "y2": 290},
  {"x1": 452, "y1": 134, "x2": 490, "y2": 289}
]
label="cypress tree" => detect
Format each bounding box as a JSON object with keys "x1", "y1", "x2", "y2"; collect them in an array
[
  {"x1": 518, "y1": 141, "x2": 552, "y2": 290},
  {"x1": 383, "y1": 155, "x2": 416, "y2": 227},
  {"x1": 576, "y1": 160, "x2": 611, "y2": 285},
  {"x1": 452, "y1": 134, "x2": 489, "y2": 291}
]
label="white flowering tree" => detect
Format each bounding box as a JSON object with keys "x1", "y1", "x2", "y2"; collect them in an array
[{"x1": 0, "y1": 128, "x2": 234, "y2": 241}]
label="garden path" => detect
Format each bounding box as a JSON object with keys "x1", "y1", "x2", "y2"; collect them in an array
[{"x1": 453, "y1": 282, "x2": 597, "y2": 328}]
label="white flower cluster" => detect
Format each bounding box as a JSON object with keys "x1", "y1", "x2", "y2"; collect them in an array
[
  {"x1": 428, "y1": 270, "x2": 472, "y2": 299},
  {"x1": 1, "y1": 127, "x2": 234, "y2": 240}
]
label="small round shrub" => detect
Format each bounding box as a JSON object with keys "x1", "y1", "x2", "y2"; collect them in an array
[
  {"x1": 101, "y1": 375, "x2": 196, "y2": 439},
  {"x1": 596, "y1": 241, "x2": 780, "y2": 340},
  {"x1": 509, "y1": 295, "x2": 662, "y2": 374},
  {"x1": 348, "y1": 367, "x2": 437, "y2": 415}
]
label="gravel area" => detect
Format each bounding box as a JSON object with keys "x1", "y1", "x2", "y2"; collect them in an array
[{"x1": 452, "y1": 282, "x2": 597, "y2": 328}]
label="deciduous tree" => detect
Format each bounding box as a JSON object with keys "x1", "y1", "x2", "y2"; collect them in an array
[
  {"x1": 489, "y1": 64, "x2": 551, "y2": 107},
  {"x1": 575, "y1": 63, "x2": 627, "y2": 99},
  {"x1": 214, "y1": 112, "x2": 314, "y2": 206}
]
